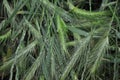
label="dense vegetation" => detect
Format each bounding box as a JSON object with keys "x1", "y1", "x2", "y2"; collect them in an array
[{"x1": 0, "y1": 0, "x2": 120, "y2": 80}]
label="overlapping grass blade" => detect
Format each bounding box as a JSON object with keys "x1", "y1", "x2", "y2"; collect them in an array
[{"x1": 60, "y1": 35, "x2": 91, "y2": 80}]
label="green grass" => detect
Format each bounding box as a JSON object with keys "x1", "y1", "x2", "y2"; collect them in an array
[{"x1": 0, "y1": 0, "x2": 120, "y2": 80}]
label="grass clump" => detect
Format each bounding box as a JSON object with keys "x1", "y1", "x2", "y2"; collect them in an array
[{"x1": 0, "y1": 0, "x2": 120, "y2": 80}]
